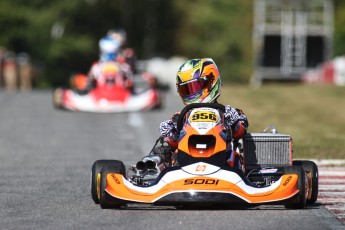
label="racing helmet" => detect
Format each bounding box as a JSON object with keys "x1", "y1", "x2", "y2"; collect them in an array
[
  {"x1": 99, "y1": 36, "x2": 121, "y2": 61},
  {"x1": 176, "y1": 58, "x2": 222, "y2": 105},
  {"x1": 101, "y1": 62, "x2": 120, "y2": 85}
]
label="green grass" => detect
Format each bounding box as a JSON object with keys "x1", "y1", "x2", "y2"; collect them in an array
[{"x1": 219, "y1": 84, "x2": 345, "y2": 160}]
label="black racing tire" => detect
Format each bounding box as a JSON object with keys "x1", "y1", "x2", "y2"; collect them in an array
[
  {"x1": 284, "y1": 165, "x2": 306, "y2": 209},
  {"x1": 293, "y1": 160, "x2": 319, "y2": 205},
  {"x1": 91, "y1": 160, "x2": 124, "y2": 204},
  {"x1": 99, "y1": 161, "x2": 126, "y2": 209}
]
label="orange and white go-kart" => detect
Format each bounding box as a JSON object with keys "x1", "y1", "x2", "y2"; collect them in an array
[{"x1": 91, "y1": 103, "x2": 318, "y2": 209}]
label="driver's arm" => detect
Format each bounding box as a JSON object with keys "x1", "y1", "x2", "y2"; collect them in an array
[
  {"x1": 159, "y1": 112, "x2": 180, "y2": 149},
  {"x1": 224, "y1": 105, "x2": 249, "y2": 140}
]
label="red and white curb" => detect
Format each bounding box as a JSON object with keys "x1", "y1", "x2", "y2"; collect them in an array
[{"x1": 316, "y1": 160, "x2": 345, "y2": 224}]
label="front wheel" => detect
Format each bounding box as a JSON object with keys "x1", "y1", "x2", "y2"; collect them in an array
[
  {"x1": 91, "y1": 160, "x2": 125, "y2": 204},
  {"x1": 293, "y1": 160, "x2": 319, "y2": 204},
  {"x1": 99, "y1": 161, "x2": 126, "y2": 209},
  {"x1": 284, "y1": 165, "x2": 306, "y2": 209}
]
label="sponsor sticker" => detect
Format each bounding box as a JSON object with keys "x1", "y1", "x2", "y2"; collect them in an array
[
  {"x1": 259, "y1": 168, "x2": 278, "y2": 174},
  {"x1": 184, "y1": 178, "x2": 219, "y2": 186},
  {"x1": 189, "y1": 108, "x2": 219, "y2": 123},
  {"x1": 283, "y1": 176, "x2": 292, "y2": 186},
  {"x1": 196, "y1": 164, "x2": 206, "y2": 172},
  {"x1": 196, "y1": 144, "x2": 207, "y2": 149},
  {"x1": 111, "y1": 174, "x2": 121, "y2": 184}
]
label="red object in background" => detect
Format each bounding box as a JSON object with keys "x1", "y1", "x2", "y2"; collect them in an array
[
  {"x1": 321, "y1": 61, "x2": 335, "y2": 84},
  {"x1": 72, "y1": 74, "x2": 88, "y2": 91}
]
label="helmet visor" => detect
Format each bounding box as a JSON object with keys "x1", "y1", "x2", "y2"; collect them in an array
[{"x1": 177, "y1": 77, "x2": 212, "y2": 98}]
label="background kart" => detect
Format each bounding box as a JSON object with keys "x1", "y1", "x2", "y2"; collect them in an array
[
  {"x1": 53, "y1": 70, "x2": 163, "y2": 113},
  {"x1": 91, "y1": 103, "x2": 318, "y2": 209}
]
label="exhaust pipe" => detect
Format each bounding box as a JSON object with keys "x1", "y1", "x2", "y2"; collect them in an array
[
  {"x1": 136, "y1": 155, "x2": 163, "y2": 171},
  {"x1": 136, "y1": 161, "x2": 146, "y2": 170},
  {"x1": 145, "y1": 160, "x2": 156, "y2": 169}
]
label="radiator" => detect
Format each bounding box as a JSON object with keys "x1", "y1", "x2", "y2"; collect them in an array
[{"x1": 243, "y1": 133, "x2": 292, "y2": 169}]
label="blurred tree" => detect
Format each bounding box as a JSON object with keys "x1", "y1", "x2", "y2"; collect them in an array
[
  {"x1": 119, "y1": 0, "x2": 178, "y2": 58},
  {"x1": 0, "y1": 0, "x2": 344, "y2": 87},
  {"x1": 0, "y1": 0, "x2": 178, "y2": 87},
  {"x1": 172, "y1": 0, "x2": 253, "y2": 83},
  {"x1": 333, "y1": 0, "x2": 345, "y2": 57},
  {"x1": 0, "y1": 1, "x2": 98, "y2": 86}
]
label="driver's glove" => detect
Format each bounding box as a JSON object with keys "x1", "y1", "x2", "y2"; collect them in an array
[
  {"x1": 160, "y1": 120, "x2": 178, "y2": 140},
  {"x1": 224, "y1": 105, "x2": 240, "y2": 127}
]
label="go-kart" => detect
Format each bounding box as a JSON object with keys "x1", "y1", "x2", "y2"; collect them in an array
[
  {"x1": 52, "y1": 62, "x2": 162, "y2": 113},
  {"x1": 91, "y1": 103, "x2": 318, "y2": 209}
]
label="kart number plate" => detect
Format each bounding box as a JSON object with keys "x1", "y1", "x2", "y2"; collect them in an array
[{"x1": 189, "y1": 109, "x2": 219, "y2": 123}]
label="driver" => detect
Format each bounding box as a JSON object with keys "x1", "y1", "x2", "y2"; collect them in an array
[
  {"x1": 87, "y1": 29, "x2": 133, "y2": 90},
  {"x1": 88, "y1": 61, "x2": 133, "y2": 90},
  {"x1": 159, "y1": 58, "x2": 249, "y2": 168}
]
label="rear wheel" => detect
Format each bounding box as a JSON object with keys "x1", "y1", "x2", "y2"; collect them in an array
[
  {"x1": 293, "y1": 160, "x2": 319, "y2": 204},
  {"x1": 99, "y1": 161, "x2": 126, "y2": 209},
  {"x1": 284, "y1": 165, "x2": 306, "y2": 209},
  {"x1": 91, "y1": 160, "x2": 124, "y2": 204}
]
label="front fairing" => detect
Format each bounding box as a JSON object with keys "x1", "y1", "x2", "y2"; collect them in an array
[{"x1": 178, "y1": 107, "x2": 227, "y2": 158}]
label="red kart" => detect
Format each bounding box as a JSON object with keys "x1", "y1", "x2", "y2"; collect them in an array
[{"x1": 53, "y1": 62, "x2": 162, "y2": 113}]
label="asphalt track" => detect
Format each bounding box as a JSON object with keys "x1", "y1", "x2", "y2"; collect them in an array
[{"x1": 0, "y1": 90, "x2": 344, "y2": 230}]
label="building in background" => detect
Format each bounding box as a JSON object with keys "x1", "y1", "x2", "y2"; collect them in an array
[{"x1": 251, "y1": 0, "x2": 334, "y2": 86}]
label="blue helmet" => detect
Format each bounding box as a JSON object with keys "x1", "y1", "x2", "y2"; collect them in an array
[{"x1": 99, "y1": 36, "x2": 121, "y2": 61}]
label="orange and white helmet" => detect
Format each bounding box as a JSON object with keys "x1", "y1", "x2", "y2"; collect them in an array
[{"x1": 176, "y1": 58, "x2": 222, "y2": 105}]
